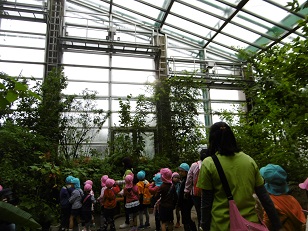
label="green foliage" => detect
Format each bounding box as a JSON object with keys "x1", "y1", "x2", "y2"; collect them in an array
[
  {"x1": 59, "y1": 89, "x2": 111, "y2": 159},
  {"x1": 0, "y1": 72, "x2": 41, "y2": 126},
  {"x1": 0, "y1": 123, "x2": 58, "y2": 229},
  {"x1": 108, "y1": 72, "x2": 206, "y2": 168},
  {"x1": 107, "y1": 94, "x2": 154, "y2": 170},
  {"x1": 165, "y1": 72, "x2": 206, "y2": 162},
  {"x1": 222, "y1": 14, "x2": 308, "y2": 181},
  {"x1": 36, "y1": 67, "x2": 68, "y2": 160}
]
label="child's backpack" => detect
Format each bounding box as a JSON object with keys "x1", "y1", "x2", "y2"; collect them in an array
[
  {"x1": 60, "y1": 186, "x2": 72, "y2": 208},
  {"x1": 81, "y1": 193, "x2": 92, "y2": 211},
  {"x1": 193, "y1": 161, "x2": 202, "y2": 197},
  {"x1": 139, "y1": 182, "x2": 152, "y2": 205}
]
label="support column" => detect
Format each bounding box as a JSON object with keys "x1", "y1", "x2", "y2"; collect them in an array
[
  {"x1": 44, "y1": 0, "x2": 65, "y2": 79},
  {"x1": 199, "y1": 49, "x2": 212, "y2": 127},
  {"x1": 154, "y1": 35, "x2": 173, "y2": 158}
]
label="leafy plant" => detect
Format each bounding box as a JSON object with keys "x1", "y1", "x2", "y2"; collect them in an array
[
  {"x1": 220, "y1": 11, "x2": 308, "y2": 181},
  {"x1": 59, "y1": 89, "x2": 111, "y2": 159}
]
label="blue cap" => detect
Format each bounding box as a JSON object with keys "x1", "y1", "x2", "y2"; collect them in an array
[
  {"x1": 260, "y1": 164, "x2": 289, "y2": 195},
  {"x1": 72, "y1": 177, "x2": 81, "y2": 189},
  {"x1": 178, "y1": 163, "x2": 190, "y2": 172},
  {"x1": 153, "y1": 173, "x2": 162, "y2": 187},
  {"x1": 137, "y1": 170, "x2": 146, "y2": 180},
  {"x1": 65, "y1": 175, "x2": 74, "y2": 184}
]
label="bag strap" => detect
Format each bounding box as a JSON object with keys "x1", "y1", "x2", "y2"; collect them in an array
[
  {"x1": 143, "y1": 182, "x2": 145, "y2": 194},
  {"x1": 65, "y1": 186, "x2": 72, "y2": 196},
  {"x1": 211, "y1": 155, "x2": 233, "y2": 200},
  {"x1": 83, "y1": 194, "x2": 91, "y2": 204}
]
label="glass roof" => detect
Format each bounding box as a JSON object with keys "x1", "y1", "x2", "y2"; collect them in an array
[
  {"x1": 62, "y1": 0, "x2": 308, "y2": 61},
  {"x1": 2, "y1": 0, "x2": 307, "y2": 62}
]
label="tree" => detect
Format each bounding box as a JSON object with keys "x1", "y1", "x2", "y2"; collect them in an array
[
  {"x1": 59, "y1": 89, "x2": 111, "y2": 159},
  {"x1": 107, "y1": 94, "x2": 154, "y2": 166},
  {"x1": 0, "y1": 72, "x2": 41, "y2": 125},
  {"x1": 221, "y1": 7, "x2": 308, "y2": 181},
  {"x1": 163, "y1": 72, "x2": 206, "y2": 162}
]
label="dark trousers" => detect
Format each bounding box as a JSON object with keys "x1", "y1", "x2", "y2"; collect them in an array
[
  {"x1": 124, "y1": 196, "x2": 129, "y2": 224},
  {"x1": 181, "y1": 197, "x2": 197, "y2": 231},
  {"x1": 60, "y1": 207, "x2": 71, "y2": 229},
  {"x1": 103, "y1": 208, "x2": 116, "y2": 231},
  {"x1": 155, "y1": 209, "x2": 161, "y2": 231},
  {"x1": 192, "y1": 196, "x2": 201, "y2": 228}
]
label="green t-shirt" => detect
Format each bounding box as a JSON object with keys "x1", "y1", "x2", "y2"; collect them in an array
[{"x1": 196, "y1": 152, "x2": 264, "y2": 231}]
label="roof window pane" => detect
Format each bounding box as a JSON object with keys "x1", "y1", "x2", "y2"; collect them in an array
[
  {"x1": 243, "y1": 0, "x2": 291, "y2": 24},
  {"x1": 162, "y1": 25, "x2": 203, "y2": 44},
  {"x1": 171, "y1": 2, "x2": 220, "y2": 31},
  {"x1": 114, "y1": 0, "x2": 162, "y2": 19},
  {"x1": 221, "y1": 23, "x2": 262, "y2": 45},
  {"x1": 180, "y1": 0, "x2": 232, "y2": 18},
  {"x1": 112, "y1": 5, "x2": 157, "y2": 26},
  {"x1": 165, "y1": 14, "x2": 211, "y2": 39}
]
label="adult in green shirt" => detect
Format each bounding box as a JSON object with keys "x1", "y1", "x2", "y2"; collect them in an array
[{"x1": 197, "y1": 122, "x2": 283, "y2": 231}]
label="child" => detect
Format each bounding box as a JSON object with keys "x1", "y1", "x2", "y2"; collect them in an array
[
  {"x1": 172, "y1": 172, "x2": 181, "y2": 228},
  {"x1": 69, "y1": 177, "x2": 84, "y2": 231},
  {"x1": 59, "y1": 175, "x2": 74, "y2": 231},
  {"x1": 178, "y1": 163, "x2": 197, "y2": 231},
  {"x1": 97, "y1": 175, "x2": 109, "y2": 231},
  {"x1": 156, "y1": 168, "x2": 177, "y2": 231},
  {"x1": 136, "y1": 170, "x2": 152, "y2": 229},
  {"x1": 149, "y1": 172, "x2": 163, "y2": 231},
  {"x1": 119, "y1": 174, "x2": 140, "y2": 231},
  {"x1": 84, "y1": 179, "x2": 95, "y2": 227},
  {"x1": 81, "y1": 183, "x2": 96, "y2": 231},
  {"x1": 261, "y1": 164, "x2": 306, "y2": 230},
  {"x1": 102, "y1": 178, "x2": 121, "y2": 231}
]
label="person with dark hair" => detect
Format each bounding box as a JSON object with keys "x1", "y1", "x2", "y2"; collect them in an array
[
  {"x1": 172, "y1": 172, "x2": 181, "y2": 228},
  {"x1": 0, "y1": 186, "x2": 41, "y2": 230},
  {"x1": 116, "y1": 156, "x2": 135, "y2": 229},
  {"x1": 178, "y1": 163, "x2": 197, "y2": 231},
  {"x1": 184, "y1": 148, "x2": 208, "y2": 229},
  {"x1": 197, "y1": 121, "x2": 283, "y2": 231}
]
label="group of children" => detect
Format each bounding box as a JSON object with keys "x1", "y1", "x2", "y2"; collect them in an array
[
  {"x1": 59, "y1": 160, "x2": 198, "y2": 231},
  {"x1": 59, "y1": 176, "x2": 96, "y2": 231}
]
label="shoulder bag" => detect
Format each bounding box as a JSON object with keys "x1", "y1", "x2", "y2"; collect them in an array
[{"x1": 211, "y1": 155, "x2": 269, "y2": 231}]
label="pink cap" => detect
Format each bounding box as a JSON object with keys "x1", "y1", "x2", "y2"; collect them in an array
[
  {"x1": 172, "y1": 172, "x2": 180, "y2": 178},
  {"x1": 160, "y1": 168, "x2": 172, "y2": 184},
  {"x1": 0, "y1": 185, "x2": 2, "y2": 191},
  {"x1": 84, "y1": 183, "x2": 92, "y2": 191},
  {"x1": 85, "y1": 180, "x2": 93, "y2": 186},
  {"x1": 299, "y1": 178, "x2": 308, "y2": 190},
  {"x1": 125, "y1": 175, "x2": 133, "y2": 188},
  {"x1": 106, "y1": 179, "x2": 115, "y2": 188},
  {"x1": 101, "y1": 175, "x2": 109, "y2": 187}
]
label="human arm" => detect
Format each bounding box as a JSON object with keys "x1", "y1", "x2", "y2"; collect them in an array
[
  {"x1": 184, "y1": 162, "x2": 196, "y2": 196},
  {"x1": 255, "y1": 185, "x2": 283, "y2": 231},
  {"x1": 68, "y1": 190, "x2": 78, "y2": 204},
  {"x1": 115, "y1": 180, "x2": 125, "y2": 186},
  {"x1": 90, "y1": 194, "x2": 96, "y2": 204},
  {"x1": 200, "y1": 189, "x2": 214, "y2": 231}
]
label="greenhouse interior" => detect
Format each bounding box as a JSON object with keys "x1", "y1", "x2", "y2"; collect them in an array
[{"x1": 0, "y1": 0, "x2": 307, "y2": 229}]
